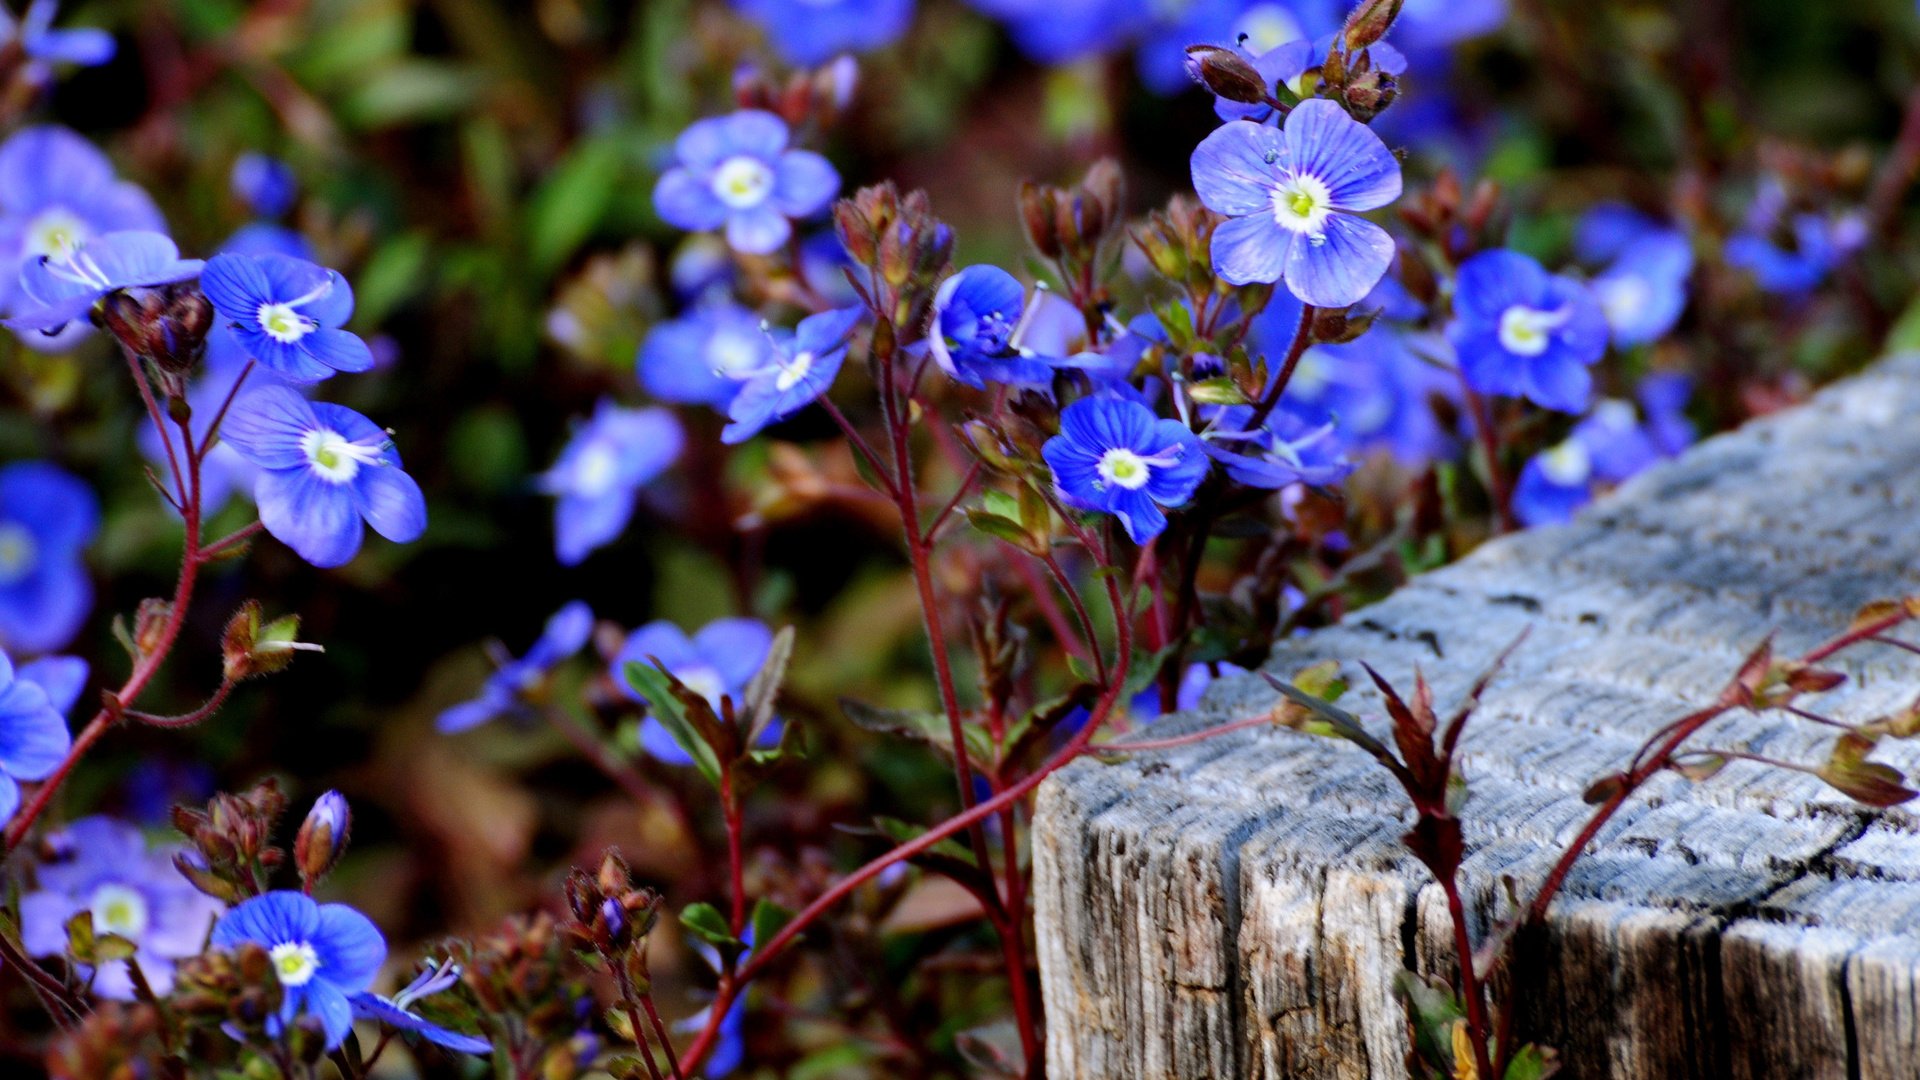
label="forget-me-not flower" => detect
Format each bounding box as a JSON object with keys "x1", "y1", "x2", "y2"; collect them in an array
[
  {"x1": 1191, "y1": 100, "x2": 1402, "y2": 307},
  {"x1": 22, "y1": 815, "x2": 224, "y2": 999},
  {"x1": 0, "y1": 461, "x2": 98, "y2": 654},
  {"x1": 4, "y1": 230, "x2": 203, "y2": 334},
  {"x1": 637, "y1": 302, "x2": 771, "y2": 408},
  {"x1": 211, "y1": 890, "x2": 387, "y2": 1051},
  {"x1": 721, "y1": 305, "x2": 864, "y2": 444},
  {"x1": 735, "y1": 0, "x2": 914, "y2": 66},
  {"x1": 1202, "y1": 406, "x2": 1353, "y2": 490},
  {"x1": 541, "y1": 401, "x2": 683, "y2": 566},
  {"x1": 616, "y1": 617, "x2": 777, "y2": 766},
  {"x1": 653, "y1": 110, "x2": 840, "y2": 256},
  {"x1": 0, "y1": 648, "x2": 70, "y2": 821},
  {"x1": 1511, "y1": 398, "x2": 1675, "y2": 526},
  {"x1": 1044, "y1": 396, "x2": 1209, "y2": 544},
  {"x1": 1576, "y1": 205, "x2": 1692, "y2": 349},
  {"x1": 220, "y1": 386, "x2": 427, "y2": 568},
  {"x1": 964, "y1": 0, "x2": 1145, "y2": 65},
  {"x1": 1448, "y1": 249, "x2": 1608, "y2": 414},
  {"x1": 929, "y1": 265, "x2": 1061, "y2": 389},
  {"x1": 349, "y1": 959, "x2": 491, "y2": 1054},
  {"x1": 438, "y1": 601, "x2": 595, "y2": 733},
  {"x1": 201, "y1": 252, "x2": 374, "y2": 383},
  {"x1": 230, "y1": 153, "x2": 297, "y2": 219}
]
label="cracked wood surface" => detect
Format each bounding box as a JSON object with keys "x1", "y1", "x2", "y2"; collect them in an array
[{"x1": 1033, "y1": 353, "x2": 1920, "y2": 1079}]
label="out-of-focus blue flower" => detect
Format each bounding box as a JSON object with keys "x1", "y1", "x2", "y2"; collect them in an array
[
  {"x1": 735, "y1": 0, "x2": 913, "y2": 66},
  {"x1": 1191, "y1": 101, "x2": 1402, "y2": 307},
  {"x1": 722, "y1": 305, "x2": 864, "y2": 444},
  {"x1": 221, "y1": 386, "x2": 427, "y2": 568},
  {"x1": 0, "y1": 648, "x2": 69, "y2": 821},
  {"x1": 0, "y1": 127, "x2": 164, "y2": 346},
  {"x1": 4, "y1": 230, "x2": 201, "y2": 334},
  {"x1": 1045, "y1": 396, "x2": 1208, "y2": 544},
  {"x1": 22, "y1": 815, "x2": 223, "y2": 999},
  {"x1": 349, "y1": 959, "x2": 490, "y2": 1055},
  {"x1": 1202, "y1": 405, "x2": 1353, "y2": 489},
  {"x1": 1725, "y1": 213, "x2": 1863, "y2": 296},
  {"x1": 1394, "y1": 0, "x2": 1506, "y2": 49},
  {"x1": 0, "y1": 461, "x2": 97, "y2": 655},
  {"x1": 1448, "y1": 249, "x2": 1607, "y2": 413},
  {"x1": 203, "y1": 224, "x2": 316, "y2": 377},
  {"x1": 669, "y1": 235, "x2": 735, "y2": 300},
  {"x1": 201, "y1": 252, "x2": 372, "y2": 383},
  {"x1": 0, "y1": 1, "x2": 114, "y2": 73},
  {"x1": 1637, "y1": 370, "x2": 1695, "y2": 457},
  {"x1": 653, "y1": 110, "x2": 839, "y2": 256},
  {"x1": 964, "y1": 0, "x2": 1145, "y2": 64},
  {"x1": 139, "y1": 372, "x2": 262, "y2": 518},
  {"x1": 615, "y1": 617, "x2": 778, "y2": 765},
  {"x1": 1147, "y1": 0, "x2": 1336, "y2": 97},
  {"x1": 438, "y1": 602, "x2": 594, "y2": 733},
  {"x1": 1575, "y1": 205, "x2": 1692, "y2": 349},
  {"x1": 929, "y1": 266, "x2": 1060, "y2": 389},
  {"x1": 638, "y1": 302, "x2": 771, "y2": 408},
  {"x1": 541, "y1": 401, "x2": 683, "y2": 566},
  {"x1": 1511, "y1": 398, "x2": 1674, "y2": 526},
  {"x1": 211, "y1": 891, "x2": 387, "y2": 1051},
  {"x1": 1131, "y1": 660, "x2": 1250, "y2": 720},
  {"x1": 230, "y1": 153, "x2": 297, "y2": 219}
]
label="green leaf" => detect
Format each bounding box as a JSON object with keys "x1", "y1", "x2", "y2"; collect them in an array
[
  {"x1": 981, "y1": 489, "x2": 1021, "y2": 520},
  {"x1": 1393, "y1": 970, "x2": 1464, "y2": 1074},
  {"x1": 624, "y1": 662, "x2": 723, "y2": 786},
  {"x1": 352, "y1": 232, "x2": 432, "y2": 328},
  {"x1": 1187, "y1": 377, "x2": 1250, "y2": 405},
  {"x1": 341, "y1": 62, "x2": 486, "y2": 129},
  {"x1": 528, "y1": 136, "x2": 625, "y2": 275},
  {"x1": 872, "y1": 815, "x2": 980, "y2": 873},
  {"x1": 966, "y1": 508, "x2": 1037, "y2": 552},
  {"x1": 740, "y1": 626, "x2": 794, "y2": 745},
  {"x1": 750, "y1": 897, "x2": 795, "y2": 950},
  {"x1": 841, "y1": 698, "x2": 994, "y2": 765},
  {"x1": 1503, "y1": 1043, "x2": 1562, "y2": 1080},
  {"x1": 679, "y1": 902, "x2": 744, "y2": 963}
]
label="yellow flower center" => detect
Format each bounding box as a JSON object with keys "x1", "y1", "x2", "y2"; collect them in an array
[{"x1": 270, "y1": 941, "x2": 321, "y2": 987}]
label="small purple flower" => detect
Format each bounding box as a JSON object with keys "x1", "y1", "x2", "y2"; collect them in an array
[
  {"x1": 721, "y1": 306, "x2": 864, "y2": 444},
  {"x1": 1591, "y1": 232, "x2": 1691, "y2": 348},
  {"x1": 1637, "y1": 371, "x2": 1695, "y2": 458},
  {"x1": 1191, "y1": 100, "x2": 1402, "y2": 307},
  {"x1": 928, "y1": 265, "x2": 1059, "y2": 389},
  {"x1": 230, "y1": 153, "x2": 297, "y2": 218},
  {"x1": 4, "y1": 230, "x2": 203, "y2": 334},
  {"x1": 22, "y1": 816, "x2": 223, "y2": 1000},
  {"x1": 616, "y1": 617, "x2": 778, "y2": 766},
  {"x1": 1132, "y1": 660, "x2": 1250, "y2": 721},
  {"x1": 964, "y1": 0, "x2": 1145, "y2": 65},
  {"x1": 211, "y1": 891, "x2": 387, "y2": 1051},
  {"x1": 0, "y1": 648, "x2": 71, "y2": 821},
  {"x1": 220, "y1": 386, "x2": 428, "y2": 568},
  {"x1": 1448, "y1": 249, "x2": 1608, "y2": 414},
  {"x1": 637, "y1": 302, "x2": 771, "y2": 408},
  {"x1": 0, "y1": 461, "x2": 98, "y2": 655},
  {"x1": 734, "y1": 0, "x2": 914, "y2": 66},
  {"x1": 653, "y1": 110, "x2": 840, "y2": 256},
  {"x1": 1044, "y1": 396, "x2": 1209, "y2": 544},
  {"x1": 438, "y1": 602, "x2": 595, "y2": 733},
  {"x1": 1202, "y1": 406, "x2": 1354, "y2": 490},
  {"x1": 1511, "y1": 399, "x2": 1670, "y2": 527},
  {"x1": 541, "y1": 402, "x2": 684, "y2": 566},
  {"x1": 201, "y1": 252, "x2": 373, "y2": 383},
  {"x1": 349, "y1": 959, "x2": 490, "y2": 1055},
  {"x1": 0, "y1": 1, "x2": 114, "y2": 70}
]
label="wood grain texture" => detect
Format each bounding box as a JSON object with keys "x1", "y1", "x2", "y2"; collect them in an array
[{"x1": 1033, "y1": 353, "x2": 1920, "y2": 1079}]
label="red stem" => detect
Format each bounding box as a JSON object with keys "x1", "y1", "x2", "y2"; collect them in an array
[{"x1": 1458, "y1": 378, "x2": 1517, "y2": 533}]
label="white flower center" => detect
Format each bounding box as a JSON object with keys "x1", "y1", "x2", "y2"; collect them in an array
[
  {"x1": 775, "y1": 351, "x2": 814, "y2": 392},
  {"x1": 1497, "y1": 305, "x2": 1570, "y2": 357},
  {"x1": 0, "y1": 522, "x2": 37, "y2": 584},
  {"x1": 1590, "y1": 399, "x2": 1637, "y2": 432},
  {"x1": 1595, "y1": 275, "x2": 1650, "y2": 329},
  {"x1": 1097, "y1": 448, "x2": 1153, "y2": 490},
  {"x1": 1539, "y1": 438, "x2": 1592, "y2": 487},
  {"x1": 256, "y1": 301, "x2": 315, "y2": 344},
  {"x1": 678, "y1": 665, "x2": 725, "y2": 706},
  {"x1": 25, "y1": 208, "x2": 89, "y2": 262},
  {"x1": 270, "y1": 941, "x2": 321, "y2": 987},
  {"x1": 89, "y1": 883, "x2": 150, "y2": 940},
  {"x1": 1271, "y1": 173, "x2": 1333, "y2": 236},
  {"x1": 301, "y1": 428, "x2": 383, "y2": 484},
  {"x1": 711, "y1": 156, "x2": 776, "y2": 210},
  {"x1": 707, "y1": 329, "x2": 763, "y2": 380},
  {"x1": 1236, "y1": 3, "x2": 1306, "y2": 53}
]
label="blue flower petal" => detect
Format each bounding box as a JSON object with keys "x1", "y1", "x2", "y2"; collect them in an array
[
  {"x1": 1282, "y1": 99, "x2": 1401, "y2": 211},
  {"x1": 725, "y1": 203, "x2": 792, "y2": 256},
  {"x1": 1282, "y1": 213, "x2": 1395, "y2": 308},
  {"x1": 1191, "y1": 121, "x2": 1286, "y2": 218},
  {"x1": 312, "y1": 902, "x2": 387, "y2": 991},
  {"x1": 256, "y1": 467, "x2": 363, "y2": 569},
  {"x1": 221, "y1": 386, "x2": 319, "y2": 470},
  {"x1": 654, "y1": 168, "x2": 729, "y2": 232},
  {"x1": 771, "y1": 151, "x2": 839, "y2": 218},
  {"x1": 354, "y1": 463, "x2": 427, "y2": 545},
  {"x1": 1209, "y1": 213, "x2": 1290, "y2": 287}
]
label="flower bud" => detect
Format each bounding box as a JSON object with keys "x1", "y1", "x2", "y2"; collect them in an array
[
  {"x1": 1343, "y1": 0, "x2": 1404, "y2": 51},
  {"x1": 1185, "y1": 44, "x2": 1269, "y2": 105},
  {"x1": 293, "y1": 790, "x2": 350, "y2": 886}
]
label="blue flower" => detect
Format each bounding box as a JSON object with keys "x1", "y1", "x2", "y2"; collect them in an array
[
  {"x1": 1, "y1": 0, "x2": 112, "y2": 64},
  {"x1": 1590, "y1": 232, "x2": 1691, "y2": 349},
  {"x1": 1131, "y1": 660, "x2": 1249, "y2": 721},
  {"x1": 615, "y1": 617, "x2": 777, "y2": 766},
  {"x1": 211, "y1": 891, "x2": 387, "y2": 1051},
  {"x1": 220, "y1": 386, "x2": 428, "y2": 568},
  {"x1": 735, "y1": 0, "x2": 914, "y2": 66},
  {"x1": 0, "y1": 461, "x2": 98, "y2": 655},
  {"x1": 1448, "y1": 249, "x2": 1607, "y2": 414},
  {"x1": 201, "y1": 252, "x2": 373, "y2": 383},
  {"x1": 721, "y1": 306, "x2": 864, "y2": 444},
  {"x1": 1191, "y1": 101, "x2": 1402, "y2": 307},
  {"x1": 138, "y1": 372, "x2": 262, "y2": 517},
  {"x1": 653, "y1": 111, "x2": 840, "y2": 256},
  {"x1": 1202, "y1": 406, "x2": 1353, "y2": 489},
  {"x1": 1044, "y1": 396, "x2": 1209, "y2": 544},
  {"x1": 1511, "y1": 399, "x2": 1670, "y2": 527},
  {"x1": 1725, "y1": 214, "x2": 1863, "y2": 296},
  {"x1": 0, "y1": 649, "x2": 70, "y2": 821},
  {"x1": 637, "y1": 302, "x2": 772, "y2": 408},
  {"x1": 1206, "y1": 38, "x2": 1312, "y2": 124},
  {"x1": 0, "y1": 127, "x2": 164, "y2": 344},
  {"x1": 929, "y1": 266, "x2": 1060, "y2": 389},
  {"x1": 1394, "y1": 0, "x2": 1506, "y2": 49},
  {"x1": 964, "y1": 0, "x2": 1144, "y2": 64},
  {"x1": 4, "y1": 230, "x2": 203, "y2": 334},
  {"x1": 541, "y1": 401, "x2": 683, "y2": 566},
  {"x1": 349, "y1": 959, "x2": 490, "y2": 1055},
  {"x1": 22, "y1": 815, "x2": 224, "y2": 1000},
  {"x1": 438, "y1": 602, "x2": 595, "y2": 733},
  {"x1": 230, "y1": 153, "x2": 297, "y2": 219},
  {"x1": 1636, "y1": 370, "x2": 1695, "y2": 458}
]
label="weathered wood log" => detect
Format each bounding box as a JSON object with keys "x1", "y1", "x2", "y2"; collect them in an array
[{"x1": 1033, "y1": 353, "x2": 1920, "y2": 1079}]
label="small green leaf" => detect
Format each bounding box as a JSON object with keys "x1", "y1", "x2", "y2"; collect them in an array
[
  {"x1": 1187, "y1": 377, "x2": 1250, "y2": 405},
  {"x1": 750, "y1": 897, "x2": 795, "y2": 950},
  {"x1": 679, "y1": 902, "x2": 744, "y2": 963},
  {"x1": 740, "y1": 626, "x2": 795, "y2": 744},
  {"x1": 1503, "y1": 1043, "x2": 1561, "y2": 1080},
  {"x1": 624, "y1": 663, "x2": 722, "y2": 786}
]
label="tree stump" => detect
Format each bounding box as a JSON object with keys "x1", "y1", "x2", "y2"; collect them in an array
[{"x1": 1033, "y1": 354, "x2": 1920, "y2": 1079}]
